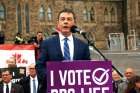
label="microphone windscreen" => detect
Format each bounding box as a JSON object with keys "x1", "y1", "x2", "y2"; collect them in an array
[{"x1": 70, "y1": 25, "x2": 79, "y2": 33}]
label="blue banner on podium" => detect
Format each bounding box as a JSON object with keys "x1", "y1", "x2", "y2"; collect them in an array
[{"x1": 47, "y1": 60, "x2": 112, "y2": 93}]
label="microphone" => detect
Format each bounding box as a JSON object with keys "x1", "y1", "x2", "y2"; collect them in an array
[
  {"x1": 70, "y1": 25, "x2": 87, "y2": 40},
  {"x1": 70, "y1": 25, "x2": 86, "y2": 34}
]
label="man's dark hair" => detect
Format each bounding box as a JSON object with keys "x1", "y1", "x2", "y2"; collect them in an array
[
  {"x1": 57, "y1": 8, "x2": 76, "y2": 22},
  {"x1": 37, "y1": 31, "x2": 43, "y2": 34},
  {"x1": 1, "y1": 69, "x2": 12, "y2": 75}
]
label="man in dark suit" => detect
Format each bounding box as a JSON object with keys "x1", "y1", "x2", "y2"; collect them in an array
[
  {"x1": 0, "y1": 69, "x2": 24, "y2": 93},
  {"x1": 36, "y1": 8, "x2": 91, "y2": 76},
  {"x1": 19, "y1": 63, "x2": 46, "y2": 93}
]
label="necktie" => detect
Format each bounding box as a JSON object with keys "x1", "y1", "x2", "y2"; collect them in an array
[
  {"x1": 63, "y1": 38, "x2": 70, "y2": 60},
  {"x1": 6, "y1": 84, "x2": 9, "y2": 93},
  {"x1": 33, "y1": 79, "x2": 36, "y2": 93}
]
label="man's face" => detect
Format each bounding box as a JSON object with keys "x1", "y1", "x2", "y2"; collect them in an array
[
  {"x1": 37, "y1": 33, "x2": 43, "y2": 41},
  {"x1": 112, "y1": 71, "x2": 121, "y2": 81},
  {"x1": 28, "y1": 64, "x2": 37, "y2": 78},
  {"x1": 124, "y1": 68, "x2": 135, "y2": 80},
  {"x1": 57, "y1": 12, "x2": 75, "y2": 36},
  {"x1": 136, "y1": 82, "x2": 140, "y2": 88},
  {"x1": 2, "y1": 71, "x2": 12, "y2": 83}
]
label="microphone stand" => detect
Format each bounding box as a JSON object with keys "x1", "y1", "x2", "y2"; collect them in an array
[{"x1": 81, "y1": 33, "x2": 124, "y2": 77}]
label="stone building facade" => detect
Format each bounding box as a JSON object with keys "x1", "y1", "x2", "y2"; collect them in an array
[
  {"x1": 0, "y1": 0, "x2": 140, "y2": 50},
  {"x1": 127, "y1": 0, "x2": 140, "y2": 50}
]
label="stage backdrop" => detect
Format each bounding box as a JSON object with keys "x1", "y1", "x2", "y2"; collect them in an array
[
  {"x1": 0, "y1": 44, "x2": 35, "y2": 82},
  {"x1": 47, "y1": 61, "x2": 112, "y2": 93}
]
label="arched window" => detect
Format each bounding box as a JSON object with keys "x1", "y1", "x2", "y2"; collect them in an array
[
  {"x1": 90, "y1": 7, "x2": 95, "y2": 22},
  {"x1": 83, "y1": 7, "x2": 88, "y2": 22},
  {"x1": 110, "y1": 7, "x2": 115, "y2": 22},
  {"x1": 39, "y1": 5, "x2": 45, "y2": 21},
  {"x1": 47, "y1": 6, "x2": 52, "y2": 21},
  {"x1": 87, "y1": 11, "x2": 91, "y2": 22},
  {"x1": 25, "y1": 3, "x2": 30, "y2": 33},
  {"x1": 17, "y1": 3, "x2": 22, "y2": 33},
  {"x1": 138, "y1": 0, "x2": 140, "y2": 16},
  {"x1": 104, "y1": 8, "x2": 109, "y2": 23},
  {"x1": 0, "y1": 3, "x2": 5, "y2": 21}
]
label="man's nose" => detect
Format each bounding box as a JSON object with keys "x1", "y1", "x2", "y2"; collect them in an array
[{"x1": 64, "y1": 21, "x2": 68, "y2": 24}]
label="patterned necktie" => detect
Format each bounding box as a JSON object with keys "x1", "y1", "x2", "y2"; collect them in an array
[
  {"x1": 63, "y1": 38, "x2": 70, "y2": 60},
  {"x1": 6, "y1": 84, "x2": 9, "y2": 93},
  {"x1": 33, "y1": 79, "x2": 36, "y2": 93}
]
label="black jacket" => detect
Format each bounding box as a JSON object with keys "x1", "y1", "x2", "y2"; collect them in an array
[
  {"x1": 0, "y1": 82, "x2": 24, "y2": 93},
  {"x1": 19, "y1": 75, "x2": 46, "y2": 93}
]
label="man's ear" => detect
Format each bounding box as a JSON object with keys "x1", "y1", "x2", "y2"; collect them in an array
[{"x1": 10, "y1": 74, "x2": 12, "y2": 79}]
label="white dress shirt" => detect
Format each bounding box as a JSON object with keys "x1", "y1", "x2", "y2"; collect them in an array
[
  {"x1": 30, "y1": 75, "x2": 38, "y2": 93},
  {"x1": 3, "y1": 82, "x2": 12, "y2": 93},
  {"x1": 59, "y1": 33, "x2": 74, "y2": 60}
]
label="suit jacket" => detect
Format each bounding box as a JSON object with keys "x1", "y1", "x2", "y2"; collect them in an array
[
  {"x1": 36, "y1": 35, "x2": 90, "y2": 75},
  {"x1": 118, "y1": 80, "x2": 128, "y2": 93},
  {"x1": 19, "y1": 75, "x2": 46, "y2": 93},
  {"x1": 0, "y1": 82, "x2": 24, "y2": 93}
]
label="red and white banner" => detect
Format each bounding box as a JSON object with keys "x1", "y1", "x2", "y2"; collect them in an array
[{"x1": 0, "y1": 44, "x2": 35, "y2": 68}]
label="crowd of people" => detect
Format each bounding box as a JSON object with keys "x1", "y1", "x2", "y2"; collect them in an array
[
  {"x1": 0, "y1": 8, "x2": 140, "y2": 93},
  {"x1": 113, "y1": 68, "x2": 140, "y2": 93},
  {"x1": 14, "y1": 31, "x2": 44, "y2": 60},
  {"x1": 1, "y1": 67, "x2": 140, "y2": 93}
]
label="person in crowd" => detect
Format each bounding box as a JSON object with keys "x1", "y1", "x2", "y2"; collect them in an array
[
  {"x1": 0, "y1": 69, "x2": 24, "y2": 93},
  {"x1": 6, "y1": 56, "x2": 17, "y2": 68},
  {"x1": 118, "y1": 67, "x2": 135, "y2": 93},
  {"x1": 124, "y1": 68, "x2": 135, "y2": 80},
  {"x1": 28, "y1": 31, "x2": 44, "y2": 60},
  {"x1": 112, "y1": 70, "x2": 121, "y2": 81},
  {"x1": 36, "y1": 8, "x2": 90, "y2": 76},
  {"x1": 14, "y1": 33, "x2": 25, "y2": 44},
  {"x1": 28, "y1": 31, "x2": 44, "y2": 47},
  {"x1": 0, "y1": 31, "x2": 5, "y2": 44},
  {"x1": 19, "y1": 63, "x2": 46, "y2": 93},
  {"x1": 112, "y1": 70, "x2": 123, "y2": 93},
  {"x1": 125, "y1": 75, "x2": 140, "y2": 93}
]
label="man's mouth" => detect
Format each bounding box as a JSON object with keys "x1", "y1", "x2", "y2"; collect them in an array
[{"x1": 63, "y1": 26, "x2": 69, "y2": 28}]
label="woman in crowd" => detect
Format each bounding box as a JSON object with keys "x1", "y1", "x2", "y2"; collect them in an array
[{"x1": 125, "y1": 75, "x2": 140, "y2": 93}]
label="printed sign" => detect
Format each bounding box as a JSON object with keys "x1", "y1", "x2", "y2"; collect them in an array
[
  {"x1": 47, "y1": 61, "x2": 112, "y2": 93},
  {"x1": 0, "y1": 44, "x2": 35, "y2": 68},
  {"x1": 0, "y1": 44, "x2": 35, "y2": 80}
]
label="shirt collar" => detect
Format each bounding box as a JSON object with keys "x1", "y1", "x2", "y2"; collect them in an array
[
  {"x1": 30, "y1": 75, "x2": 37, "y2": 81},
  {"x1": 4, "y1": 82, "x2": 12, "y2": 86},
  {"x1": 59, "y1": 33, "x2": 73, "y2": 41}
]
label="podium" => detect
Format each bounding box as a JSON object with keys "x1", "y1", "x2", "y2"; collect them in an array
[{"x1": 46, "y1": 60, "x2": 113, "y2": 93}]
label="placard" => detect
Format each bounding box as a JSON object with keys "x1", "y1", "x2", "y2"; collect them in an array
[{"x1": 47, "y1": 61, "x2": 112, "y2": 93}]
